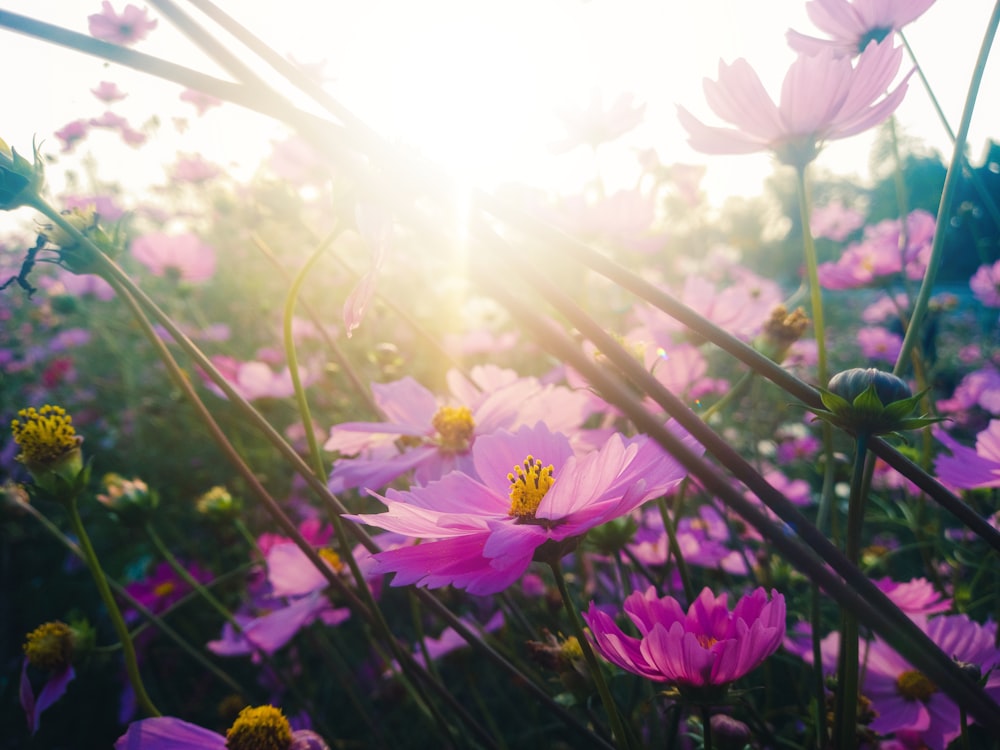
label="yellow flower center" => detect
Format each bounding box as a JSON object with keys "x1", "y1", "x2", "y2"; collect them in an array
[
  {"x1": 225, "y1": 705, "x2": 293, "y2": 750},
  {"x1": 10, "y1": 405, "x2": 78, "y2": 466},
  {"x1": 23, "y1": 621, "x2": 74, "y2": 671},
  {"x1": 153, "y1": 581, "x2": 176, "y2": 598},
  {"x1": 319, "y1": 548, "x2": 344, "y2": 572},
  {"x1": 508, "y1": 455, "x2": 555, "y2": 519},
  {"x1": 896, "y1": 670, "x2": 937, "y2": 702},
  {"x1": 431, "y1": 405, "x2": 475, "y2": 453},
  {"x1": 560, "y1": 636, "x2": 583, "y2": 660},
  {"x1": 697, "y1": 634, "x2": 719, "y2": 650}
]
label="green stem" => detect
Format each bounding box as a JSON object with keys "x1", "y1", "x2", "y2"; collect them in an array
[
  {"x1": 550, "y1": 558, "x2": 632, "y2": 750},
  {"x1": 145, "y1": 523, "x2": 240, "y2": 629},
  {"x1": 793, "y1": 164, "x2": 826, "y2": 385},
  {"x1": 658, "y1": 493, "x2": 694, "y2": 604},
  {"x1": 66, "y1": 495, "x2": 161, "y2": 717},
  {"x1": 702, "y1": 705, "x2": 714, "y2": 750},
  {"x1": 835, "y1": 432, "x2": 874, "y2": 750},
  {"x1": 893, "y1": 3, "x2": 1000, "y2": 376}
]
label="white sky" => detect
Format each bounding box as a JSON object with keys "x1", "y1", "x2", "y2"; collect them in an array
[{"x1": 1, "y1": 0, "x2": 997, "y2": 205}]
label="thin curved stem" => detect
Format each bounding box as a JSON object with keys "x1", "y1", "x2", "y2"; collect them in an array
[
  {"x1": 894, "y1": 2, "x2": 1000, "y2": 376},
  {"x1": 66, "y1": 496, "x2": 160, "y2": 718}
]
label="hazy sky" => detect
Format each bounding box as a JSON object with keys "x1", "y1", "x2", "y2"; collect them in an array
[{"x1": 1, "y1": 0, "x2": 997, "y2": 203}]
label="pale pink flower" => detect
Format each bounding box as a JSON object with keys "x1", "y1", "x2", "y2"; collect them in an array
[
  {"x1": 677, "y1": 40, "x2": 910, "y2": 167},
  {"x1": 54, "y1": 120, "x2": 89, "y2": 152},
  {"x1": 971, "y1": 260, "x2": 1000, "y2": 307},
  {"x1": 170, "y1": 154, "x2": 222, "y2": 183},
  {"x1": 787, "y1": 0, "x2": 938, "y2": 58},
  {"x1": 179, "y1": 88, "x2": 222, "y2": 116},
  {"x1": 88, "y1": 2, "x2": 157, "y2": 46},
  {"x1": 203, "y1": 355, "x2": 315, "y2": 402},
  {"x1": 131, "y1": 232, "x2": 216, "y2": 283},
  {"x1": 810, "y1": 200, "x2": 865, "y2": 241},
  {"x1": 550, "y1": 89, "x2": 646, "y2": 153},
  {"x1": 91, "y1": 81, "x2": 127, "y2": 102}
]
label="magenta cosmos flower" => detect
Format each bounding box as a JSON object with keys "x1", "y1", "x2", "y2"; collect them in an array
[
  {"x1": 88, "y1": 2, "x2": 158, "y2": 46},
  {"x1": 584, "y1": 587, "x2": 786, "y2": 694},
  {"x1": 677, "y1": 39, "x2": 909, "y2": 167},
  {"x1": 971, "y1": 259, "x2": 1000, "y2": 307},
  {"x1": 347, "y1": 421, "x2": 696, "y2": 595},
  {"x1": 787, "y1": 0, "x2": 938, "y2": 58}
]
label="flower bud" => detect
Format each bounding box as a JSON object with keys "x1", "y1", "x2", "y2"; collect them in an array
[
  {"x1": 195, "y1": 485, "x2": 242, "y2": 522},
  {"x1": 808, "y1": 368, "x2": 941, "y2": 437},
  {"x1": 37, "y1": 206, "x2": 98, "y2": 249},
  {"x1": 23, "y1": 621, "x2": 77, "y2": 672},
  {"x1": 97, "y1": 473, "x2": 158, "y2": 525},
  {"x1": 710, "y1": 714, "x2": 752, "y2": 750},
  {"x1": 0, "y1": 137, "x2": 44, "y2": 211}
]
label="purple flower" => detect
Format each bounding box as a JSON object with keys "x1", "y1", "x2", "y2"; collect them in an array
[
  {"x1": 325, "y1": 366, "x2": 590, "y2": 494},
  {"x1": 934, "y1": 420, "x2": 1000, "y2": 490},
  {"x1": 131, "y1": 232, "x2": 216, "y2": 283},
  {"x1": 677, "y1": 39, "x2": 910, "y2": 167},
  {"x1": 971, "y1": 260, "x2": 1000, "y2": 307},
  {"x1": 863, "y1": 614, "x2": 1000, "y2": 750},
  {"x1": 202, "y1": 355, "x2": 315, "y2": 402},
  {"x1": 583, "y1": 587, "x2": 785, "y2": 691},
  {"x1": 348, "y1": 422, "x2": 695, "y2": 595},
  {"x1": 88, "y1": 2, "x2": 158, "y2": 46},
  {"x1": 54, "y1": 120, "x2": 89, "y2": 152},
  {"x1": 858, "y1": 326, "x2": 903, "y2": 362},
  {"x1": 116, "y1": 706, "x2": 328, "y2": 749},
  {"x1": 787, "y1": 0, "x2": 938, "y2": 58},
  {"x1": 20, "y1": 659, "x2": 75, "y2": 735},
  {"x1": 936, "y1": 368, "x2": 1000, "y2": 418},
  {"x1": 873, "y1": 577, "x2": 951, "y2": 617}
]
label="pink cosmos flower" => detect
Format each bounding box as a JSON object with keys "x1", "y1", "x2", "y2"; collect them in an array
[
  {"x1": 63, "y1": 193, "x2": 125, "y2": 223},
  {"x1": 91, "y1": 81, "x2": 127, "y2": 102},
  {"x1": 123, "y1": 560, "x2": 212, "y2": 622},
  {"x1": 818, "y1": 210, "x2": 934, "y2": 288},
  {"x1": 325, "y1": 365, "x2": 590, "y2": 494},
  {"x1": 179, "y1": 88, "x2": 222, "y2": 115},
  {"x1": 971, "y1": 260, "x2": 1000, "y2": 307},
  {"x1": 170, "y1": 154, "x2": 222, "y2": 183},
  {"x1": 677, "y1": 39, "x2": 909, "y2": 167},
  {"x1": 348, "y1": 421, "x2": 696, "y2": 595},
  {"x1": 88, "y1": 2, "x2": 158, "y2": 46},
  {"x1": 131, "y1": 232, "x2": 216, "y2": 283},
  {"x1": 934, "y1": 421, "x2": 1000, "y2": 490},
  {"x1": 549, "y1": 89, "x2": 646, "y2": 153},
  {"x1": 787, "y1": 0, "x2": 938, "y2": 58},
  {"x1": 936, "y1": 368, "x2": 1000, "y2": 418},
  {"x1": 584, "y1": 587, "x2": 785, "y2": 690},
  {"x1": 811, "y1": 200, "x2": 865, "y2": 241},
  {"x1": 858, "y1": 326, "x2": 903, "y2": 362},
  {"x1": 873, "y1": 577, "x2": 951, "y2": 617},
  {"x1": 54, "y1": 120, "x2": 89, "y2": 152},
  {"x1": 202, "y1": 355, "x2": 314, "y2": 402},
  {"x1": 863, "y1": 614, "x2": 1000, "y2": 750}
]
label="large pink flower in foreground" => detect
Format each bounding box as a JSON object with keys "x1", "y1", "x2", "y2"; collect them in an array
[
  {"x1": 677, "y1": 39, "x2": 909, "y2": 167},
  {"x1": 787, "y1": 0, "x2": 938, "y2": 57},
  {"x1": 584, "y1": 587, "x2": 785, "y2": 691},
  {"x1": 348, "y1": 422, "x2": 696, "y2": 595}
]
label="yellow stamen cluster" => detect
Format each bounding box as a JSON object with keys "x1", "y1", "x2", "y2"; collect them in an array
[
  {"x1": 23, "y1": 621, "x2": 74, "y2": 671},
  {"x1": 696, "y1": 634, "x2": 720, "y2": 650},
  {"x1": 319, "y1": 548, "x2": 345, "y2": 573},
  {"x1": 508, "y1": 456, "x2": 555, "y2": 519},
  {"x1": 560, "y1": 636, "x2": 583, "y2": 661},
  {"x1": 196, "y1": 485, "x2": 241, "y2": 519},
  {"x1": 431, "y1": 405, "x2": 475, "y2": 454},
  {"x1": 896, "y1": 670, "x2": 937, "y2": 702},
  {"x1": 153, "y1": 581, "x2": 176, "y2": 598},
  {"x1": 225, "y1": 705, "x2": 293, "y2": 750},
  {"x1": 10, "y1": 405, "x2": 78, "y2": 466}
]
